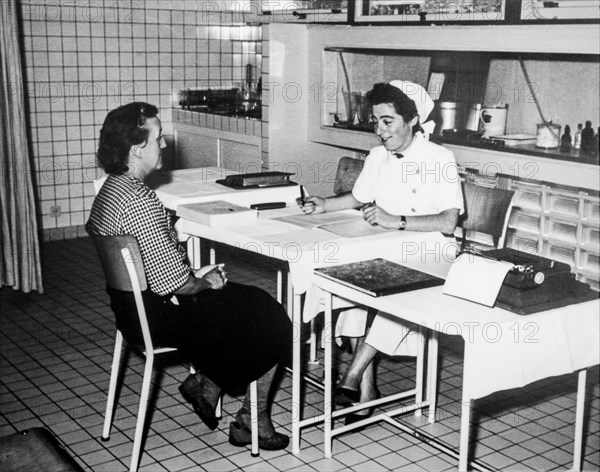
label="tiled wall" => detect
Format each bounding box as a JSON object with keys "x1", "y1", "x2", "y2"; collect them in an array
[{"x1": 19, "y1": 0, "x2": 263, "y2": 240}]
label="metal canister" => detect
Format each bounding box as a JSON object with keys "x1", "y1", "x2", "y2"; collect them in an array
[
  {"x1": 433, "y1": 102, "x2": 461, "y2": 135},
  {"x1": 464, "y1": 104, "x2": 482, "y2": 132}
]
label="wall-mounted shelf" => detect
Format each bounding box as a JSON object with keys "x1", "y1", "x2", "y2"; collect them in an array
[{"x1": 307, "y1": 24, "x2": 599, "y2": 177}]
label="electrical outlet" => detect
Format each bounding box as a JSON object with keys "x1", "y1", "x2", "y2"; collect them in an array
[{"x1": 50, "y1": 205, "x2": 61, "y2": 217}]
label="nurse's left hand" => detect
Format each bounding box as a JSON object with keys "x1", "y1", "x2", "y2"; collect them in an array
[{"x1": 362, "y1": 205, "x2": 398, "y2": 229}]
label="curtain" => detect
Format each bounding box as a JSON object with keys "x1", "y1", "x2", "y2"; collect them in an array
[{"x1": 0, "y1": 0, "x2": 43, "y2": 293}]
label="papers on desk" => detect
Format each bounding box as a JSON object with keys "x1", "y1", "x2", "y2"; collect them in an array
[
  {"x1": 275, "y1": 210, "x2": 388, "y2": 238},
  {"x1": 443, "y1": 253, "x2": 513, "y2": 307},
  {"x1": 320, "y1": 219, "x2": 388, "y2": 237},
  {"x1": 177, "y1": 200, "x2": 257, "y2": 227},
  {"x1": 275, "y1": 211, "x2": 356, "y2": 229}
]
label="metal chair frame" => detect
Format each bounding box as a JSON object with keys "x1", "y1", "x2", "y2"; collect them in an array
[{"x1": 91, "y1": 234, "x2": 258, "y2": 472}]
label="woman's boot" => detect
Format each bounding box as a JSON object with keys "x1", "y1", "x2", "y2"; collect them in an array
[{"x1": 229, "y1": 365, "x2": 289, "y2": 450}]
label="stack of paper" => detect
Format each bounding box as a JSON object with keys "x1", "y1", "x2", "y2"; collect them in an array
[{"x1": 176, "y1": 200, "x2": 257, "y2": 227}]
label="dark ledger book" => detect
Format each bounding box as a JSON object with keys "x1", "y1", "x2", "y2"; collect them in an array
[
  {"x1": 216, "y1": 171, "x2": 296, "y2": 189},
  {"x1": 314, "y1": 258, "x2": 444, "y2": 297}
]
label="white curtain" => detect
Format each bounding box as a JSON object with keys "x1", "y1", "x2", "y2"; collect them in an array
[{"x1": 0, "y1": 0, "x2": 43, "y2": 293}]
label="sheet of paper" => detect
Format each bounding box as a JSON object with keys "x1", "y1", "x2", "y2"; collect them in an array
[
  {"x1": 318, "y1": 219, "x2": 388, "y2": 238},
  {"x1": 442, "y1": 253, "x2": 513, "y2": 307},
  {"x1": 274, "y1": 210, "x2": 360, "y2": 229}
]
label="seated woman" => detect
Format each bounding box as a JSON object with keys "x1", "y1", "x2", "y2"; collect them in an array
[
  {"x1": 298, "y1": 81, "x2": 463, "y2": 422},
  {"x1": 86, "y1": 102, "x2": 292, "y2": 450}
]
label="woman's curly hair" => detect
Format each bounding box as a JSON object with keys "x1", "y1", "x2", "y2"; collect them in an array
[
  {"x1": 367, "y1": 83, "x2": 423, "y2": 135},
  {"x1": 97, "y1": 102, "x2": 159, "y2": 174}
]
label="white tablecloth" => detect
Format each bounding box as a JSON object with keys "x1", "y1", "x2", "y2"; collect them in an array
[
  {"x1": 313, "y1": 273, "x2": 600, "y2": 400},
  {"x1": 150, "y1": 168, "x2": 300, "y2": 210}
]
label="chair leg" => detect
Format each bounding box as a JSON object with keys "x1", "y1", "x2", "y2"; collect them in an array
[
  {"x1": 249, "y1": 380, "x2": 259, "y2": 457},
  {"x1": 102, "y1": 331, "x2": 123, "y2": 441},
  {"x1": 215, "y1": 396, "x2": 222, "y2": 419},
  {"x1": 309, "y1": 318, "x2": 318, "y2": 363},
  {"x1": 129, "y1": 352, "x2": 155, "y2": 472}
]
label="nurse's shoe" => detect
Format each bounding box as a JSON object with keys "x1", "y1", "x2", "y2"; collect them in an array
[{"x1": 334, "y1": 385, "x2": 360, "y2": 406}]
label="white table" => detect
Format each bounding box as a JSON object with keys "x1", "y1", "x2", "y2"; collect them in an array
[
  {"x1": 150, "y1": 167, "x2": 304, "y2": 270},
  {"x1": 313, "y1": 254, "x2": 600, "y2": 471},
  {"x1": 151, "y1": 169, "x2": 600, "y2": 470},
  {"x1": 149, "y1": 168, "x2": 300, "y2": 212},
  {"x1": 151, "y1": 169, "x2": 454, "y2": 455}
]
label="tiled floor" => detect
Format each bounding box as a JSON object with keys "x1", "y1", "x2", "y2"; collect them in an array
[{"x1": 1, "y1": 237, "x2": 599, "y2": 471}]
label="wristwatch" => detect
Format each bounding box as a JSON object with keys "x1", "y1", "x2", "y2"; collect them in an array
[{"x1": 398, "y1": 215, "x2": 407, "y2": 230}]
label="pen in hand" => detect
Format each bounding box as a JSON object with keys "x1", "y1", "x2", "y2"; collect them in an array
[{"x1": 299, "y1": 185, "x2": 306, "y2": 205}]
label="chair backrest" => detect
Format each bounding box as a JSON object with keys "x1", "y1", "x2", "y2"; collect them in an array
[
  {"x1": 90, "y1": 234, "x2": 147, "y2": 292},
  {"x1": 90, "y1": 234, "x2": 154, "y2": 351},
  {"x1": 458, "y1": 181, "x2": 515, "y2": 251},
  {"x1": 93, "y1": 175, "x2": 108, "y2": 194},
  {"x1": 333, "y1": 156, "x2": 365, "y2": 195}
]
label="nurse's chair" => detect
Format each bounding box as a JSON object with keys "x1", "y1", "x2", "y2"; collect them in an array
[
  {"x1": 458, "y1": 181, "x2": 515, "y2": 253},
  {"x1": 333, "y1": 156, "x2": 365, "y2": 196}
]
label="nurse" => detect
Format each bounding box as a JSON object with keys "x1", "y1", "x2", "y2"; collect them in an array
[{"x1": 298, "y1": 80, "x2": 464, "y2": 422}]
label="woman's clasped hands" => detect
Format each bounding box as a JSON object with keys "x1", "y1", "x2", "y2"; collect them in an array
[{"x1": 194, "y1": 264, "x2": 227, "y2": 290}]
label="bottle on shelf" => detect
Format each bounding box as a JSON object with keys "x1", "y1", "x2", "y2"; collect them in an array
[
  {"x1": 574, "y1": 123, "x2": 583, "y2": 149},
  {"x1": 560, "y1": 124, "x2": 572, "y2": 153},
  {"x1": 580, "y1": 120, "x2": 594, "y2": 155}
]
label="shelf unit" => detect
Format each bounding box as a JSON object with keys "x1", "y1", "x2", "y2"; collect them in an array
[{"x1": 506, "y1": 181, "x2": 600, "y2": 289}]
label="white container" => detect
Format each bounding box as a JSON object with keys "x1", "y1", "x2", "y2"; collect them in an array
[
  {"x1": 536, "y1": 123, "x2": 561, "y2": 148},
  {"x1": 480, "y1": 104, "x2": 508, "y2": 138}
]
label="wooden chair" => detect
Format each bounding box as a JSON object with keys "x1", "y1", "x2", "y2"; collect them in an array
[
  {"x1": 333, "y1": 156, "x2": 365, "y2": 196},
  {"x1": 91, "y1": 234, "x2": 258, "y2": 472},
  {"x1": 458, "y1": 181, "x2": 515, "y2": 253}
]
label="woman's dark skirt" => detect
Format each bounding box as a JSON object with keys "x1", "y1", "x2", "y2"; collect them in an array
[{"x1": 107, "y1": 282, "x2": 292, "y2": 391}]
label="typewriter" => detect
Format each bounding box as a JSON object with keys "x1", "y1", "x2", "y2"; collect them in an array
[{"x1": 479, "y1": 248, "x2": 598, "y2": 315}]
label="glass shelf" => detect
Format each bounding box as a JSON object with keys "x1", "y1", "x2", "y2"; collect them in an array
[{"x1": 317, "y1": 47, "x2": 599, "y2": 164}]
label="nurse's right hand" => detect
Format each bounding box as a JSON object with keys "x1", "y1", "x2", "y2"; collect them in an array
[{"x1": 296, "y1": 196, "x2": 326, "y2": 215}]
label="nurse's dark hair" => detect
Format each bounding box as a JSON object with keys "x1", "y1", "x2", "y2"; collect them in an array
[
  {"x1": 367, "y1": 83, "x2": 423, "y2": 135},
  {"x1": 97, "y1": 102, "x2": 159, "y2": 174}
]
